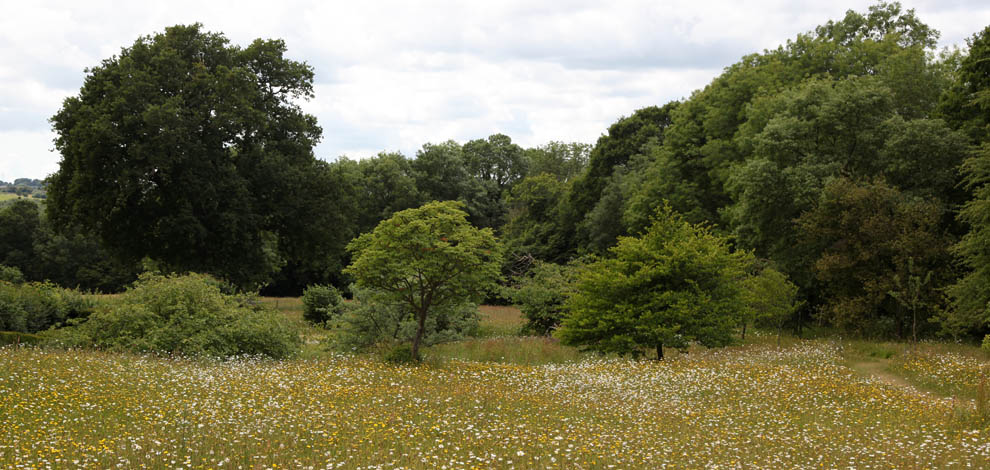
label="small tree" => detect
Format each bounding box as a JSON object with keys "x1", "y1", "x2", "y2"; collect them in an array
[
  {"x1": 344, "y1": 201, "x2": 502, "y2": 360},
  {"x1": 557, "y1": 205, "x2": 751, "y2": 359},
  {"x1": 740, "y1": 266, "x2": 804, "y2": 345},
  {"x1": 301, "y1": 284, "x2": 343, "y2": 325}
]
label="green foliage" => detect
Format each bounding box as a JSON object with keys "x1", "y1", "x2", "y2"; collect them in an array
[
  {"x1": 947, "y1": 144, "x2": 990, "y2": 337},
  {"x1": 301, "y1": 284, "x2": 343, "y2": 325},
  {"x1": 383, "y1": 344, "x2": 417, "y2": 364},
  {"x1": 508, "y1": 261, "x2": 579, "y2": 335},
  {"x1": 503, "y1": 174, "x2": 570, "y2": 262},
  {"x1": 567, "y1": 104, "x2": 677, "y2": 252},
  {"x1": 0, "y1": 331, "x2": 44, "y2": 346},
  {"x1": 983, "y1": 335, "x2": 990, "y2": 353},
  {"x1": 0, "y1": 199, "x2": 139, "y2": 292},
  {"x1": 0, "y1": 265, "x2": 24, "y2": 284},
  {"x1": 47, "y1": 24, "x2": 322, "y2": 289},
  {"x1": 344, "y1": 201, "x2": 502, "y2": 359},
  {"x1": 797, "y1": 178, "x2": 953, "y2": 338},
  {"x1": 740, "y1": 266, "x2": 804, "y2": 341},
  {"x1": 331, "y1": 286, "x2": 480, "y2": 353},
  {"x1": 938, "y1": 25, "x2": 990, "y2": 143},
  {"x1": 0, "y1": 281, "x2": 94, "y2": 333},
  {"x1": 557, "y1": 205, "x2": 752, "y2": 359},
  {"x1": 0, "y1": 200, "x2": 40, "y2": 274},
  {"x1": 524, "y1": 141, "x2": 590, "y2": 183},
  {"x1": 48, "y1": 273, "x2": 300, "y2": 358},
  {"x1": 412, "y1": 141, "x2": 473, "y2": 204},
  {"x1": 463, "y1": 133, "x2": 528, "y2": 191}
]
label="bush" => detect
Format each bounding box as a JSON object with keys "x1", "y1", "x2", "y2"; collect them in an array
[
  {"x1": 0, "y1": 281, "x2": 94, "y2": 333},
  {"x1": 983, "y1": 335, "x2": 990, "y2": 353},
  {"x1": 0, "y1": 331, "x2": 44, "y2": 346},
  {"x1": 383, "y1": 344, "x2": 416, "y2": 364},
  {"x1": 46, "y1": 273, "x2": 300, "y2": 358},
  {"x1": 302, "y1": 284, "x2": 343, "y2": 325},
  {"x1": 0, "y1": 265, "x2": 24, "y2": 284},
  {"x1": 330, "y1": 285, "x2": 479, "y2": 352},
  {"x1": 507, "y1": 261, "x2": 578, "y2": 335}
]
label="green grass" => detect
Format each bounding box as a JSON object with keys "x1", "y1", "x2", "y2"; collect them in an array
[
  {"x1": 473, "y1": 305, "x2": 524, "y2": 337},
  {"x1": 426, "y1": 336, "x2": 586, "y2": 365}
]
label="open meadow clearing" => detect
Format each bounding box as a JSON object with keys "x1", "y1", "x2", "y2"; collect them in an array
[{"x1": 2, "y1": 302, "x2": 989, "y2": 469}]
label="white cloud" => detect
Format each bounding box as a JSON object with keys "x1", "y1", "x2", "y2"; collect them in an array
[
  {"x1": 0, "y1": 130, "x2": 58, "y2": 181},
  {"x1": 2, "y1": 0, "x2": 990, "y2": 178}
]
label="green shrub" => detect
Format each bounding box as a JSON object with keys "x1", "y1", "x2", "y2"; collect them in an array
[
  {"x1": 46, "y1": 273, "x2": 301, "y2": 358},
  {"x1": 507, "y1": 261, "x2": 578, "y2": 335},
  {"x1": 0, "y1": 281, "x2": 94, "y2": 333},
  {"x1": 330, "y1": 285, "x2": 479, "y2": 352},
  {"x1": 0, "y1": 265, "x2": 24, "y2": 284},
  {"x1": 982, "y1": 335, "x2": 990, "y2": 353},
  {"x1": 0, "y1": 331, "x2": 44, "y2": 346},
  {"x1": 383, "y1": 344, "x2": 416, "y2": 364},
  {"x1": 302, "y1": 284, "x2": 343, "y2": 325}
]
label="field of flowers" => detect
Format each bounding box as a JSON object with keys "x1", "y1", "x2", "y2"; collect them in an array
[
  {"x1": 891, "y1": 347, "x2": 990, "y2": 399},
  {"x1": 2, "y1": 340, "x2": 989, "y2": 469}
]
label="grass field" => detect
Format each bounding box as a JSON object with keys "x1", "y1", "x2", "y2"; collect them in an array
[{"x1": 2, "y1": 300, "x2": 989, "y2": 469}]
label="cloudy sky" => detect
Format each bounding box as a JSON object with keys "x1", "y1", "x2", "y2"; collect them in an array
[{"x1": 2, "y1": 0, "x2": 989, "y2": 181}]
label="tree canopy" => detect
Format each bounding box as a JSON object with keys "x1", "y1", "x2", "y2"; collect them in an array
[
  {"x1": 557, "y1": 205, "x2": 751, "y2": 359},
  {"x1": 344, "y1": 201, "x2": 503, "y2": 359},
  {"x1": 47, "y1": 24, "x2": 322, "y2": 288}
]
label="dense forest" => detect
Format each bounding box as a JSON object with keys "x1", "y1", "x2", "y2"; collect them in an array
[{"x1": 3, "y1": 2, "x2": 990, "y2": 342}]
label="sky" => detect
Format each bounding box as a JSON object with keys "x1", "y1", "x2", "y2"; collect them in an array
[{"x1": 2, "y1": 1, "x2": 989, "y2": 181}]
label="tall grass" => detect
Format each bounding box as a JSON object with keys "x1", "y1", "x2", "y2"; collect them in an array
[
  {"x1": 426, "y1": 336, "x2": 585, "y2": 365},
  {"x1": 3, "y1": 342, "x2": 988, "y2": 469}
]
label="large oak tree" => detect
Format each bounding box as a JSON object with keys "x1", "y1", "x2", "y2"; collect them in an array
[{"x1": 48, "y1": 24, "x2": 322, "y2": 288}]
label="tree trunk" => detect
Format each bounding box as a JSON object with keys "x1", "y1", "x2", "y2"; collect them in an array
[
  {"x1": 656, "y1": 342, "x2": 664, "y2": 361},
  {"x1": 741, "y1": 322, "x2": 747, "y2": 340},
  {"x1": 411, "y1": 308, "x2": 428, "y2": 361},
  {"x1": 796, "y1": 308, "x2": 803, "y2": 338},
  {"x1": 912, "y1": 307, "x2": 918, "y2": 343}
]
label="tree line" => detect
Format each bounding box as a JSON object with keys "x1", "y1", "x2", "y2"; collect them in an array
[{"x1": 6, "y1": 2, "x2": 990, "y2": 344}]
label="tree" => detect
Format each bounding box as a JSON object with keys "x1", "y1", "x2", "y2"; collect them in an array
[
  {"x1": 344, "y1": 201, "x2": 503, "y2": 359},
  {"x1": 462, "y1": 134, "x2": 529, "y2": 191},
  {"x1": 740, "y1": 265, "x2": 803, "y2": 344},
  {"x1": 566, "y1": 104, "x2": 677, "y2": 250},
  {"x1": 797, "y1": 178, "x2": 952, "y2": 338},
  {"x1": 946, "y1": 144, "x2": 990, "y2": 338},
  {"x1": 524, "y1": 141, "x2": 590, "y2": 182},
  {"x1": 557, "y1": 205, "x2": 751, "y2": 359},
  {"x1": 412, "y1": 140, "x2": 472, "y2": 203},
  {"x1": 0, "y1": 200, "x2": 40, "y2": 275},
  {"x1": 502, "y1": 173, "x2": 570, "y2": 262},
  {"x1": 937, "y1": 25, "x2": 990, "y2": 144},
  {"x1": 47, "y1": 24, "x2": 322, "y2": 288}
]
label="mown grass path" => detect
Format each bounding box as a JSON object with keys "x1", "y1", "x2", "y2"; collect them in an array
[{"x1": 848, "y1": 358, "x2": 936, "y2": 396}]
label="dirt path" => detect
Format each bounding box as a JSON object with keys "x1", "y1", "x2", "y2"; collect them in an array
[
  {"x1": 846, "y1": 358, "x2": 951, "y2": 400},
  {"x1": 848, "y1": 359, "x2": 916, "y2": 389}
]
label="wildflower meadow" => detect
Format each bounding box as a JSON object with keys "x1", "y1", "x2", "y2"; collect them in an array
[{"x1": 2, "y1": 335, "x2": 988, "y2": 469}]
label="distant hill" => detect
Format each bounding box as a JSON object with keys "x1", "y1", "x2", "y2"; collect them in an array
[{"x1": 0, "y1": 178, "x2": 47, "y2": 205}]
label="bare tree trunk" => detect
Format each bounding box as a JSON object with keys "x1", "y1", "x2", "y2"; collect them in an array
[
  {"x1": 656, "y1": 342, "x2": 664, "y2": 361},
  {"x1": 912, "y1": 307, "x2": 918, "y2": 343},
  {"x1": 411, "y1": 309, "x2": 427, "y2": 361},
  {"x1": 741, "y1": 322, "x2": 747, "y2": 340}
]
